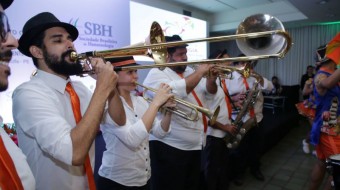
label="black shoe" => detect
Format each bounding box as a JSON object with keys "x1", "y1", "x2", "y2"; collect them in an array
[{"x1": 250, "y1": 169, "x2": 265, "y2": 181}]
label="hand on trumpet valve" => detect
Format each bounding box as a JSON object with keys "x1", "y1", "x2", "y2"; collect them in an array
[
  {"x1": 206, "y1": 66, "x2": 219, "y2": 79},
  {"x1": 151, "y1": 83, "x2": 174, "y2": 108},
  {"x1": 195, "y1": 63, "x2": 214, "y2": 77}
]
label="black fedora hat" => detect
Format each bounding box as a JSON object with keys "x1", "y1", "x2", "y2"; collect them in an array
[
  {"x1": 18, "y1": 12, "x2": 79, "y2": 57},
  {"x1": 0, "y1": 0, "x2": 13, "y2": 10}
]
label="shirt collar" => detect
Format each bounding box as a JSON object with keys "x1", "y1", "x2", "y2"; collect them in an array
[{"x1": 34, "y1": 69, "x2": 70, "y2": 94}]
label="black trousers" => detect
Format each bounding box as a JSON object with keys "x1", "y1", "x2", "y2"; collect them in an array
[
  {"x1": 97, "y1": 176, "x2": 150, "y2": 190},
  {"x1": 229, "y1": 120, "x2": 264, "y2": 178},
  {"x1": 149, "y1": 141, "x2": 201, "y2": 190},
  {"x1": 202, "y1": 136, "x2": 231, "y2": 190}
]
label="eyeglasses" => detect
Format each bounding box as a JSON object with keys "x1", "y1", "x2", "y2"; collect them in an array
[{"x1": 0, "y1": 12, "x2": 10, "y2": 43}]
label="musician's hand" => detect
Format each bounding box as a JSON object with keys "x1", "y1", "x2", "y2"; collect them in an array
[
  {"x1": 91, "y1": 57, "x2": 117, "y2": 95},
  {"x1": 195, "y1": 63, "x2": 214, "y2": 77},
  {"x1": 206, "y1": 67, "x2": 219, "y2": 80},
  {"x1": 224, "y1": 124, "x2": 238, "y2": 136},
  {"x1": 163, "y1": 99, "x2": 176, "y2": 108},
  {"x1": 152, "y1": 83, "x2": 173, "y2": 107},
  {"x1": 232, "y1": 92, "x2": 246, "y2": 102}
]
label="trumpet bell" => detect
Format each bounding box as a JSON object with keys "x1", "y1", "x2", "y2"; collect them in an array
[{"x1": 236, "y1": 14, "x2": 286, "y2": 56}]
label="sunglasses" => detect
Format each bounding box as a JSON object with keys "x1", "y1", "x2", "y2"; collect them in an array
[{"x1": 0, "y1": 12, "x2": 10, "y2": 43}]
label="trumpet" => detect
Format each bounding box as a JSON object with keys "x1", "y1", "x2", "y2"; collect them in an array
[
  {"x1": 136, "y1": 82, "x2": 220, "y2": 126},
  {"x1": 70, "y1": 14, "x2": 292, "y2": 74}
]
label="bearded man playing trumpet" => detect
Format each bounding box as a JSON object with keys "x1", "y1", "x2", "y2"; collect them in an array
[{"x1": 143, "y1": 34, "x2": 217, "y2": 190}]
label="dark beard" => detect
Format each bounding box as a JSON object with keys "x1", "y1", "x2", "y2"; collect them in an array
[
  {"x1": 0, "y1": 81, "x2": 8, "y2": 91},
  {"x1": 0, "y1": 50, "x2": 13, "y2": 63},
  {"x1": 169, "y1": 57, "x2": 186, "y2": 74},
  {"x1": 43, "y1": 48, "x2": 83, "y2": 76}
]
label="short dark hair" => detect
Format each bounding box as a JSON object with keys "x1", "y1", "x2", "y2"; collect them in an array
[
  {"x1": 209, "y1": 49, "x2": 228, "y2": 59},
  {"x1": 30, "y1": 31, "x2": 46, "y2": 68}
]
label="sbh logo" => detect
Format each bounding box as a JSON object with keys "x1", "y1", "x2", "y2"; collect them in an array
[
  {"x1": 69, "y1": 18, "x2": 113, "y2": 37},
  {"x1": 84, "y1": 22, "x2": 113, "y2": 37}
]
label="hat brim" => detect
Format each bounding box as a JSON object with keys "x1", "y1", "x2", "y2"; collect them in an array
[
  {"x1": 18, "y1": 22, "x2": 78, "y2": 57},
  {"x1": 0, "y1": 0, "x2": 13, "y2": 10}
]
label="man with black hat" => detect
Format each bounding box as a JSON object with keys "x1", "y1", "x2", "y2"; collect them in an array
[
  {"x1": 12, "y1": 12, "x2": 125, "y2": 190},
  {"x1": 143, "y1": 34, "x2": 217, "y2": 190},
  {"x1": 0, "y1": 0, "x2": 35, "y2": 189}
]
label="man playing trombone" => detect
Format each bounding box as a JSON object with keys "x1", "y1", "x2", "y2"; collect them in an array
[{"x1": 143, "y1": 34, "x2": 217, "y2": 190}]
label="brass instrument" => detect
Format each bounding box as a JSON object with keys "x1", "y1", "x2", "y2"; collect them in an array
[
  {"x1": 136, "y1": 82, "x2": 220, "y2": 126},
  {"x1": 70, "y1": 14, "x2": 292, "y2": 74},
  {"x1": 223, "y1": 71, "x2": 263, "y2": 149}
]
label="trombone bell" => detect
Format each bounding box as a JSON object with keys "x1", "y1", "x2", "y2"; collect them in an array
[{"x1": 236, "y1": 14, "x2": 287, "y2": 57}]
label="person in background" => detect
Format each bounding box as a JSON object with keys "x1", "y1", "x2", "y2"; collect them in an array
[
  {"x1": 97, "y1": 56, "x2": 175, "y2": 190},
  {"x1": 202, "y1": 49, "x2": 237, "y2": 190},
  {"x1": 0, "y1": 0, "x2": 35, "y2": 189},
  {"x1": 308, "y1": 33, "x2": 340, "y2": 190},
  {"x1": 227, "y1": 55, "x2": 273, "y2": 186},
  {"x1": 271, "y1": 76, "x2": 283, "y2": 96},
  {"x1": 143, "y1": 34, "x2": 217, "y2": 190},
  {"x1": 12, "y1": 12, "x2": 125, "y2": 190},
  {"x1": 299, "y1": 45, "x2": 326, "y2": 155},
  {"x1": 300, "y1": 65, "x2": 315, "y2": 100}
]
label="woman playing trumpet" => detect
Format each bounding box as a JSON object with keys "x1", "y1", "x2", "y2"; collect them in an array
[{"x1": 97, "y1": 56, "x2": 175, "y2": 190}]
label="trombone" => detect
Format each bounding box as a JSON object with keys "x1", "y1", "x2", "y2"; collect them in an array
[
  {"x1": 136, "y1": 82, "x2": 220, "y2": 126},
  {"x1": 70, "y1": 14, "x2": 292, "y2": 74}
]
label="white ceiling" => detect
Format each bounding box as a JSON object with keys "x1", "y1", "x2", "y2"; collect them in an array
[{"x1": 158, "y1": 0, "x2": 340, "y2": 32}]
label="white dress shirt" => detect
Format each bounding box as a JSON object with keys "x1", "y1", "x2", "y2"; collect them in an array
[
  {"x1": 206, "y1": 86, "x2": 232, "y2": 138},
  {"x1": 225, "y1": 71, "x2": 273, "y2": 123},
  {"x1": 143, "y1": 67, "x2": 213, "y2": 150},
  {"x1": 0, "y1": 117, "x2": 36, "y2": 190},
  {"x1": 99, "y1": 93, "x2": 169, "y2": 186},
  {"x1": 12, "y1": 70, "x2": 95, "y2": 190}
]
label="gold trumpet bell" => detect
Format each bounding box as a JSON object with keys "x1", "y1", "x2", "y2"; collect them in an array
[
  {"x1": 209, "y1": 106, "x2": 220, "y2": 126},
  {"x1": 236, "y1": 14, "x2": 287, "y2": 56}
]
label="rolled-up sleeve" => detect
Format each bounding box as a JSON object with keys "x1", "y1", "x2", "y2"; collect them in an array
[
  {"x1": 151, "y1": 118, "x2": 171, "y2": 138},
  {"x1": 102, "y1": 113, "x2": 149, "y2": 150}
]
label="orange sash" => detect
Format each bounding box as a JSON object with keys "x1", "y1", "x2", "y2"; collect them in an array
[{"x1": 178, "y1": 74, "x2": 208, "y2": 132}]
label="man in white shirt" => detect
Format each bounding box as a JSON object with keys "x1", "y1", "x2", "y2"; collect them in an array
[
  {"x1": 202, "y1": 49, "x2": 238, "y2": 190},
  {"x1": 143, "y1": 35, "x2": 216, "y2": 190},
  {"x1": 12, "y1": 12, "x2": 125, "y2": 190},
  {"x1": 226, "y1": 58, "x2": 273, "y2": 186},
  {"x1": 0, "y1": 0, "x2": 35, "y2": 189}
]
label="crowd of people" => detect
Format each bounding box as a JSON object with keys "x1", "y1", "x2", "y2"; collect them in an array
[{"x1": 0, "y1": 0, "x2": 340, "y2": 190}]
